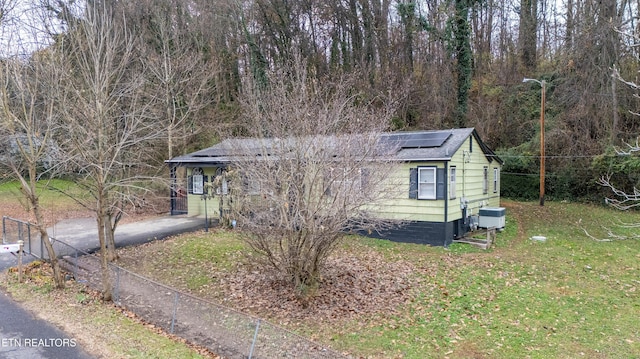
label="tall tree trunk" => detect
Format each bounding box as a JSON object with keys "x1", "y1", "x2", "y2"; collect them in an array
[
  {"x1": 454, "y1": 0, "x2": 473, "y2": 127},
  {"x1": 611, "y1": 66, "x2": 619, "y2": 145},
  {"x1": 105, "y1": 213, "x2": 118, "y2": 262},
  {"x1": 22, "y1": 172, "x2": 64, "y2": 289},
  {"x1": 519, "y1": 0, "x2": 537, "y2": 69},
  {"x1": 372, "y1": 0, "x2": 390, "y2": 75},
  {"x1": 565, "y1": 0, "x2": 573, "y2": 52},
  {"x1": 96, "y1": 202, "x2": 112, "y2": 301}
]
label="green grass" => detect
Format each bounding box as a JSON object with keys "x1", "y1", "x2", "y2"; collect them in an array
[
  {"x1": 326, "y1": 200, "x2": 640, "y2": 358},
  {"x1": 0, "y1": 178, "x2": 86, "y2": 211},
  {"x1": 1, "y1": 271, "x2": 207, "y2": 359},
  {"x1": 10, "y1": 197, "x2": 637, "y2": 358},
  {"x1": 118, "y1": 230, "x2": 246, "y2": 296},
  {"x1": 119, "y1": 200, "x2": 640, "y2": 358}
]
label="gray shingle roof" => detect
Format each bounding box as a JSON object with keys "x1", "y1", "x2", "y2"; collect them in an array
[{"x1": 166, "y1": 128, "x2": 502, "y2": 166}]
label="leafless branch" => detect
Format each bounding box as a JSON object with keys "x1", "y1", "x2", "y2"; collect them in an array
[
  {"x1": 223, "y1": 58, "x2": 404, "y2": 295},
  {"x1": 577, "y1": 219, "x2": 640, "y2": 242}
]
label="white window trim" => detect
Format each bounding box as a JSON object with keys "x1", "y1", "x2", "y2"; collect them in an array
[
  {"x1": 449, "y1": 166, "x2": 457, "y2": 199},
  {"x1": 493, "y1": 167, "x2": 499, "y2": 193},
  {"x1": 418, "y1": 167, "x2": 437, "y2": 200},
  {"x1": 192, "y1": 168, "x2": 204, "y2": 195}
]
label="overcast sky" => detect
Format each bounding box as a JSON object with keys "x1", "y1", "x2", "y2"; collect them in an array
[{"x1": 0, "y1": 1, "x2": 67, "y2": 57}]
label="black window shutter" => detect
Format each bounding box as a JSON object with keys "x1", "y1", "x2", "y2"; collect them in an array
[
  {"x1": 409, "y1": 168, "x2": 418, "y2": 199},
  {"x1": 436, "y1": 168, "x2": 446, "y2": 200},
  {"x1": 187, "y1": 176, "x2": 193, "y2": 194}
]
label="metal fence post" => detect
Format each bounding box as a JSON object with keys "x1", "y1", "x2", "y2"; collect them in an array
[
  {"x1": 27, "y1": 224, "x2": 31, "y2": 256},
  {"x1": 73, "y1": 248, "x2": 78, "y2": 280},
  {"x1": 2, "y1": 216, "x2": 5, "y2": 243},
  {"x1": 248, "y1": 319, "x2": 261, "y2": 359},
  {"x1": 17, "y1": 221, "x2": 22, "y2": 245},
  {"x1": 27, "y1": 222, "x2": 32, "y2": 254},
  {"x1": 39, "y1": 225, "x2": 43, "y2": 260},
  {"x1": 170, "y1": 292, "x2": 179, "y2": 334},
  {"x1": 114, "y1": 266, "x2": 120, "y2": 304}
]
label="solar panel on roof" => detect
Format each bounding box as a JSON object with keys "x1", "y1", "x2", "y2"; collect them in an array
[{"x1": 381, "y1": 131, "x2": 451, "y2": 149}]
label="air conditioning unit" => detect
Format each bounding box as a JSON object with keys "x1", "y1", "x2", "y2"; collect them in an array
[{"x1": 478, "y1": 207, "x2": 506, "y2": 229}]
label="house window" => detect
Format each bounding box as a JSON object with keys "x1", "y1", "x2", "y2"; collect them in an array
[
  {"x1": 418, "y1": 167, "x2": 436, "y2": 199},
  {"x1": 324, "y1": 167, "x2": 367, "y2": 198},
  {"x1": 191, "y1": 168, "x2": 204, "y2": 195},
  {"x1": 215, "y1": 167, "x2": 229, "y2": 195},
  {"x1": 493, "y1": 167, "x2": 499, "y2": 193},
  {"x1": 483, "y1": 166, "x2": 488, "y2": 194},
  {"x1": 449, "y1": 167, "x2": 456, "y2": 199},
  {"x1": 248, "y1": 175, "x2": 262, "y2": 196}
]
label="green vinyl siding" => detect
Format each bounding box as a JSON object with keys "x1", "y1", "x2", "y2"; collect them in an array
[
  {"x1": 445, "y1": 135, "x2": 501, "y2": 220},
  {"x1": 186, "y1": 167, "x2": 223, "y2": 219},
  {"x1": 183, "y1": 134, "x2": 501, "y2": 225},
  {"x1": 372, "y1": 162, "x2": 447, "y2": 222},
  {"x1": 370, "y1": 134, "x2": 501, "y2": 223}
]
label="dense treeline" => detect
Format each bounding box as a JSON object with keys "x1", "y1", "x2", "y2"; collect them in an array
[{"x1": 3, "y1": 0, "x2": 640, "y2": 200}]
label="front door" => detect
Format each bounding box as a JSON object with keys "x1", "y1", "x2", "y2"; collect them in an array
[{"x1": 170, "y1": 166, "x2": 188, "y2": 215}]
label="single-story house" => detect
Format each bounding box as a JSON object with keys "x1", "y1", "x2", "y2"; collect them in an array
[{"x1": 166, "y1": 128, "x2": 503, "y2": 246}]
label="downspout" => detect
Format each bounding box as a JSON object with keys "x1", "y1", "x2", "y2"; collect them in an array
[
  {"x1": 444, "y1": 161, "x2": 450, "y2": 247},
  {"x1": 444, "y1": 162, "x2": 448, "y2": 225}
]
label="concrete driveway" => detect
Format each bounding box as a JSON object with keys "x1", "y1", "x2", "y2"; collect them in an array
[{"x1": 1, "y1": 215, "x2": 205, "y2": 271}]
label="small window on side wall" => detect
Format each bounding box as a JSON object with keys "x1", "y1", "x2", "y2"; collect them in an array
[
  {"x1": 450, "y1": 167, "x2": 456, "y2": 199},
  {"x1": 493, "y1": 167, "x2": 499, "y2": 193}
]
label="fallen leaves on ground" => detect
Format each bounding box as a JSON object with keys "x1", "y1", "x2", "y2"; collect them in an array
[{"x1": 219, "y1": 248, "x2": 419, "y2": 324}]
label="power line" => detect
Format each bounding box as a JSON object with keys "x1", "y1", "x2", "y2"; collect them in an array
[{"x1": 498, "y1": 154, "x2": 629, "y2": 159}]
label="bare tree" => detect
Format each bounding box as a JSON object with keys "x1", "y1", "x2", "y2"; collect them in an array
[
  {"x1": 226, "y1": 63, "x2": 404, "y2": 299},
  {"x1": 596, "y1": 64, "x2": 640, "y2": 211},
  {"x1": 587, "y1": 57, "x2": 640, "y2": 242},
  {"x1": 0, "y1": 0, "x2": 16, "y2": 27},
  {"x1": 598, "y1": 141, "x2": 640, "y2": 211},
  {"x1": 0, "y1": 54, "x2": 65, "y2": 288},
  {"x1": 137, "y1": 0, "x2": 217, "y2": 159},
  {"x1": 54, "y1": 3, "x2": 164, "y2": 301}
]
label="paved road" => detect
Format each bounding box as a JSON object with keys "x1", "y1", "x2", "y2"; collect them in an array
[{"x1": 0, "y1": 290, "x2": 93, "y2": 359}]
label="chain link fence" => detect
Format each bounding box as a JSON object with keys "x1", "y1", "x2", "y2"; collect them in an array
[{"x1": 2, "y1": 216, "x2": 347, "y2": 359}]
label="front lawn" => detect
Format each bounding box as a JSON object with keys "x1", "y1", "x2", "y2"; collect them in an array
[{"x1": 115, "y1": 199, "x2": 640, "y2": 358}]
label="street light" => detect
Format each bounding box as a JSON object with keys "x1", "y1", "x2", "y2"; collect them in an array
[{"x1": 523, "y1": 78, "x2": 546, "y2": 206}]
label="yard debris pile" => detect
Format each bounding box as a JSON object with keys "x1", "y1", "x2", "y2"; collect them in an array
[{"x1": 220, "y1": 248, "x2": 418, "y2": 322}]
